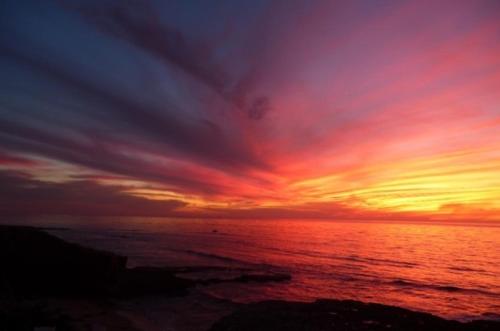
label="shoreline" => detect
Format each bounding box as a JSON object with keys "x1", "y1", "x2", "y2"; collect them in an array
[{"x1": 1, "y1": 225, "x2": 498, "y2": 330}]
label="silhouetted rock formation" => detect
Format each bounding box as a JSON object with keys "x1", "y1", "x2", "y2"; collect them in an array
[
  {"x1": 0, "y1": 300, "x2": 140, "y2": 331},
  {"x1": 200, "y1": 272, "x2": 291, "y2": 285},
  {"x1": 209, "y1": 299, "x2": 500, "y2": 331},
  {"x1": 0, "y1": 226, "x2": 292, "y2": 300},
  {"x1": 0, "y1": 226, "x2": 294, "y2": 330},
  {"x1": 116, "y1": 267, "x2": 291, "y2": 297},
  {"x1": 118, "y1": 266, "x2": 194, "y2": 297},
  {"x1": 0, "y1": 225, "x2": 127, "y2": 297}
]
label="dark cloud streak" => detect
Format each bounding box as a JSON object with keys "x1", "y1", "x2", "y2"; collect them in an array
[
  {"x1": 0, "y1": 44, "x2": 264, "y2": 171},
  {"x1": 0, "y1": 119, "x2": 235, "y2": 196},
  {"x1": 0, "y1": 0, "x2": 279, "y2": 214},
  {"x1": 0, "y1": 169, "x2": 187, "y2": 216},
  {"x1": 63, "y1": 0, "x2": 273, "y2": 121}
]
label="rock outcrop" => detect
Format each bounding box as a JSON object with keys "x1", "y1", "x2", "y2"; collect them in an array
[
  {"x1": 209, "y1": 299, "x2": 500, "y2": 331},
  {"x1": 117, "y1": 266, "x2": 195, "y2": 297},
  {"x1": 0, "y1": 225, "x2": 127, "y2": 297},
  {"x1": 0, "y1": 226, "x2": 292, "y2": 299}
]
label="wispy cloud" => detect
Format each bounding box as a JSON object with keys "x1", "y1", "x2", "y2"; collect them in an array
[
  {"x1": 0, "y1": 0, "x2": 499, "y2": 219},
  {"x1": 0, "y1": 169, "x2": 186, "y2": 216}
]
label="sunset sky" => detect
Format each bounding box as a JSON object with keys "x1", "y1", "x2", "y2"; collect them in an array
[{"x1": 1, "y1": 0, "x2": 499, "y2": 220}]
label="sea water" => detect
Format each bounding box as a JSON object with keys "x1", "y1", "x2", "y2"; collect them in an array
[{"x1": 4, "y1": 216, "x2": 499, "y2": 321}]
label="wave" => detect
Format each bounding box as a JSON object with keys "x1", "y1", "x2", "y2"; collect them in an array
[
  {"x1": 172, "y1": 249, "x2": 280, "y2": 271},
  {"x1": 175, "y1": 249, "x2": 245, "y2": 264},
  {"x1": 259, "y1": 246, "x2": 418, "y2": 269},
  {"x1": 448, "y1": 266, "x2": 487, "y2": 273},
  {"x1": 340, "y1": 255, "x2": 418, "y2": 268},
  {"x1": 390, "y1": 279, "x2": 499, "y2": 297}
]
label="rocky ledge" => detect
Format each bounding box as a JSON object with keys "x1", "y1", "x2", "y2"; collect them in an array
[
  {"x1": 0, "y1": 225, "x2": 290, "y2": 330},
  {"x1": 0, "y1": 225, "x2": 291, "y2": 299},
  {"x1": 210, "y1": 299, "x2": 500, "y2": 331},
  {"x1": 0, "y1": 225, "x2": 127, "y2": 297}
]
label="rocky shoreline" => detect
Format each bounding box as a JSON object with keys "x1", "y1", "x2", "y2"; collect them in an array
[
  {"x1": 210, "y1": 299, "x2": 500, "y2": 331},
  {"x1": 1, "y1": 225, "x2": 498, "y2": 330},
  {"x1": 0, "y1": 225, "x2": 288, "y2": 330}
]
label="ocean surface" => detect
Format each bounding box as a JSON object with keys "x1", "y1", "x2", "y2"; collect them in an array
[{"x1": 4, "y1": 216, "x2": 499, "y2": 321}]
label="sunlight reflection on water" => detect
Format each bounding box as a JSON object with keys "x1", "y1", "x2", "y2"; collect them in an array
[{"x1": 5, "y1": 216, "x2": 500, "y2": 320}]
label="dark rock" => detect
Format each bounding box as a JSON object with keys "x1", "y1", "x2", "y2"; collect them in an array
[
  {"x1": 113, "y1": 267, "x2": 291, "y2": 297},
  {"x1": 0, "y1": 226, "x2": 290, "y2": 300},
  {"x1": 0, "y1": 299, "x2": 141, "y2": 331},
  {"x1": 209, "y1": 299, "x2": 500, "y2": 331},
  {"x1": 0, "y1": 225, "x2": 127, "y2": 297},
  {"x1": 201, "y1": 272, "x2": 291, "y2": 285},
  {"x1": 165, "y1": 266, "x2": 254, "y2": 274},
  {"x1": 116, "y1": 266, "x2": 194, "y2": 297},
  {"x1": 0, "y1": 301, "x2": 73, "y2": 331},
  {"x1": 231, "y1": 272, "x2": 291, "y2": 283}
]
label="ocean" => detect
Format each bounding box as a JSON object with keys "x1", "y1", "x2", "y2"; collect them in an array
[{"x1": 4, "y1": 216, "x2": 499, "y2": 321}]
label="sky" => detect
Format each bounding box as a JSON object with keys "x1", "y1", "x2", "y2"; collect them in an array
[{"x1": 1, "y1": 0, "x2": 499, "y2": 221}]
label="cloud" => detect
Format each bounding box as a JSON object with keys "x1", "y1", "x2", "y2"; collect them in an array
[
  {"x1": 0, "y1": 118, "x2": 243, "y2": 197},
  {"x1": 247, "y1": 96, "x2": 271, "y2": 120},
  {"x1": 62, "y1": 0, "x2": 227, "y2": 92},
  {"x1": 438, "y1": 203, "x2": 500, "y2": 221},
  {"x1": 0, "y1": 150, "x2": 39, "y2": 166},
  {"x1": 0, "y1": 169, "x2": 186, "y2": 216},
  {"x1": 0, "y1": 0, "x2": 275, "y2": 200},
  {"x1": 1, "y1": 0, "x2": 499, "y2": 219},
  {"x1": 62, "y1": 0, "x2": 273, "y2": 120},
  {"x1": 0, "y1": 44, "x2": 265, "y2": 171}
]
